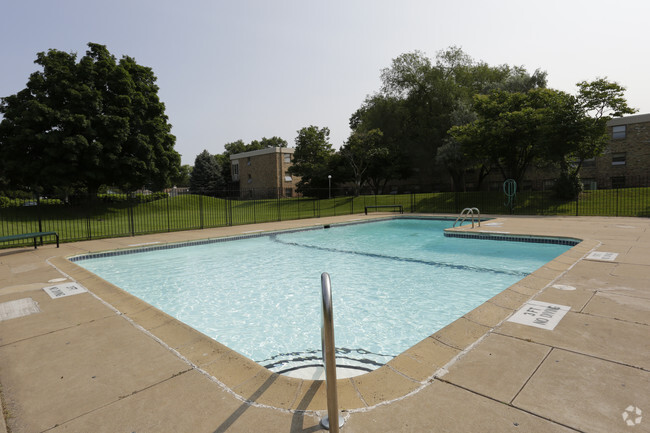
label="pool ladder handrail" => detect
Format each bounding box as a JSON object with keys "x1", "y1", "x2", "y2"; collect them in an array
[
  {"x1": 453, "y1": 207, "x2": 481, "y2": 228},
  {"x1": 320, "y1": 273, "x2": 344, "y2": 432}
]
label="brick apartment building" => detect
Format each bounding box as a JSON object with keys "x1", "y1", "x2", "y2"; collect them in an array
[
  {"x1": 579, "y1": 112, "x2": 650, "y2": 189},
  {"x1": 229, "y1": 147, "x2": 301, "y2": 198}
]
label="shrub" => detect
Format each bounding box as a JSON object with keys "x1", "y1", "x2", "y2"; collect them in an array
[{"x1": 553, "y1": 173, "x2": 583, "y2": 200}]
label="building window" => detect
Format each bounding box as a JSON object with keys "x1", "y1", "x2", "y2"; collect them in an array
[
  {"x1": 612, "y1": 125, "x2": 626, "y2": 139},
  {"x1": 283, "y1": 154, "x2": 291, "y2": 163},
  {"x1": 285, "y1": 188, "x2": 293, "y2": 197},
  {"x1": 247, "y1": 157, "x2": 251, "y2": 166},
  {"x1": 611, "y1": 176, "x2": 625, "y2": 189},
  {"x1": 232, "y1": 164, "x2": 239, "y2": 175},
  {"x1": 247, "y1": 174, "x2": 252, "y2": 184},
  {"x1": 284, "y1": 171, "x2": 292, "y2": 182},
  {"x1": 581, "y1": 178, "x2": 597, "y2": 190},
  {"x1": 582, "y1": 157, "x2": 595, "y2": 167},
  {"x1": 612, "y1": 152, "x2": 626, "y2": 166}
]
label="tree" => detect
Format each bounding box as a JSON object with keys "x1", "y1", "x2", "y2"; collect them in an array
[
  {"x1": 351, "y1": 47, "x2": 548, "y2": 189},
  {"x1": 0, "y1": 43, "x2": 180, "y2": 195},
  {"x1": 452, "y1": 80, "x2": 636, "y2": 197},
  {"x1": 249, "y1": 136, "x2": 288, "y2": 149},
  {"x1": 173, "y1": 165, "x2": 192, "y2": 188},
  {"x1": 340, "y1": 129, "x2": 384, "y2": 195},
  {"x1": 189, "y1": 150, "x2": 223, "y2": 195},
  {"x1": 544, "y1": 78, "x2": 636, "y2": 198},
  {"x1": 450, "y1": 89, "x2": 561, "y2": 186},
  {"x1": 289, "y1": 126, "x2": 334, "y2": 194}
]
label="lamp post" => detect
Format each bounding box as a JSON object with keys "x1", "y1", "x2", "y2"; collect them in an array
[{"x1": 328, "y1": 175, "x2": 332, "y2": 199}]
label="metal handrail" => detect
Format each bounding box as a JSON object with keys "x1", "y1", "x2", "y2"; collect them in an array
[
  {"x1": 470, "y1": 207, "x2": 481, "y2": 227},
  {"x1": 320, "y1": 272, "x2": 343, "y2": 432},
  {"x1": 453, "y1": 207, "x2": 481, "y2": 228}
]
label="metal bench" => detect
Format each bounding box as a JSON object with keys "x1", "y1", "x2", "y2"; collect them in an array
[
  {"x1": 364, "y1": 205, "x2": 404, "y2": 215},
  {"x1": 0, "y1": 231, "x2": 59, "y2": 249}
]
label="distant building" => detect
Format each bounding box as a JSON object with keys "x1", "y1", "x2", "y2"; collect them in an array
[
  {"x1": 229, "y1": 147, "x2": 301, "y2": 198},
  {"x1": 579, "y1": 112, "x2": 650, "y2": 189}
]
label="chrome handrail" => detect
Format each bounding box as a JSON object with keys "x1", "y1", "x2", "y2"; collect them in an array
[
  {"x1": 320, "y1": 272, "x2": 343, "y2": 432},
  {"x1": 453, "y1": 207, "x2": 481, "y2": 228},
  {"x1": 470, "y1": 207, "x2": 481, "y2": 227}
]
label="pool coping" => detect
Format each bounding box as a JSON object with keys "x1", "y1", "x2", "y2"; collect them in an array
[{"x1": 44, "y1": 215, "x2": 598, "y2": 413}]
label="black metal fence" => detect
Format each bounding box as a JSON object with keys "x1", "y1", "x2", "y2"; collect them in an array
[{"x1": 1, "y1": 178, "x2": 649, "y2": 248}]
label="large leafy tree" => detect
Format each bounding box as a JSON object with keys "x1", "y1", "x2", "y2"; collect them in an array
[
  {"x1": 433, "y1": 47, "x2": 547, "y2": 190},
  {"x1": 340, "y1": 129, "x2": 384, "y2": 195},
  {"x1": 543, "y1": 78, "x2": 636, "y2": 197},
  {"x1": 0, "y1": 43, "x2": 180, "y2": 195},
  {"x1": 189, "y1": 150, "x2": 223, "y2": 195},
  {"x1": 349, "y1": 95, "x2": 413, "y2": 188},
  {"x1": 452, "y1": 80, "x2": 636, "y2": 195},
  {"x1": 352, "y1": 47, "x2": 548, "y2": 189},
  {"x1": 289, "y1": 125, "x2": 334, "y2": 194},
  {"x1": 450, "y1": 89, "x2": 561, "y2": 186}
]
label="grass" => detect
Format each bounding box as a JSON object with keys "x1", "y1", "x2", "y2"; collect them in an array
[{"x1": 1, "y1": 188, "x2": 649, "y2": 247}]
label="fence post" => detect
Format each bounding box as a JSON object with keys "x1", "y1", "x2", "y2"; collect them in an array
[
  {"x1": 297, "y1": 196, "x2": 301, "y2": 219},
  {"x1": 277, "y1": 189, "x2": 282, "y2": 222},
  {"x1": 166, "y1": 195, "x2": 171, "y2": 232},
  {"x1": 575, "y1": 193, "x2": 579, "y2": 217},
  {"x1": 87, "y1": 214, "x2": 92, "y2": 240},
  {"x1": 129, "y1": 196, "x2": 135, "y2": 237},
  {"x1": 223, "y1": 196, "x2": 228, "y2": 226},
  {"x1": 33, "y1": 199, "x2": 45, "y2": 245},
  {"x1": 616, "y1": 187, "x2": 619, "y2": 217},
  {"x1": 199, "y1": 194, "x2": 204, "y2": 229},
  {"x1": 36, "y1": 199, "x2": 43, "y2": 242}
]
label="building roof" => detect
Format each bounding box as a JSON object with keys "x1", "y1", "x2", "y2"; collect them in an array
[
  {"x1": 229, "y1": 147, "x2": 295, "y2": 161},
  {"x1": 607, "y1": 112, "x2": 650, "y2": 126}
]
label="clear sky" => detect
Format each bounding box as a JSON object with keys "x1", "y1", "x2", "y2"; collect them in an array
[{"x1": 2, "y1": 0, "x2": 649, "y2": 165}]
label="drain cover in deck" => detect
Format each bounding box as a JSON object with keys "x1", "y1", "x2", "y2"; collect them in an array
[{"x1": 0, "y1": 298, "x2": 41, "y2": 321}]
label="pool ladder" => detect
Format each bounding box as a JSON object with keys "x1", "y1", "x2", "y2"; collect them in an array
[
  {"x1": 453, "y1": 207, "x2": 481, "y2": 228},
  {"x1": 320, "y1": 273, "x2": 344, "y2": 432}
]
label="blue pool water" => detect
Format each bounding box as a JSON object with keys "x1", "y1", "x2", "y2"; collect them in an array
[{"x1": 76, "y1": 218, "x2": 572, "y2": 373}]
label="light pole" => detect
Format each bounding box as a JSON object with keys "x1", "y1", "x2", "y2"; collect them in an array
[{"x1": 328, "y1": 175, "x2": 332, "y2": 199}]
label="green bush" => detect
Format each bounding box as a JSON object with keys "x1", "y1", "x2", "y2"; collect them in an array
[
  {"x1": 553, "y1": 173, "x2": 583, "y2": 200},
  {"x1": 0, "y1": 197, "x2": 63, "y2": 208},
  {"x1": 97, "y1": 192, "x2": 168, "y2": 203}
]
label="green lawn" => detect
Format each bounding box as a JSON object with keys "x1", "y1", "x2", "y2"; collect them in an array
[{"x1": 2, "y1": 188, "x2": 649, "y2": 247}]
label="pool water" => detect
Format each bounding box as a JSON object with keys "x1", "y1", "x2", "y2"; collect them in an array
[{"x1": 76, "y1": 218, "x2": 571, "y2": 373}]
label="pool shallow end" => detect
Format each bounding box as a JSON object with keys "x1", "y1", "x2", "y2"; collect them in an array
[{"x1": 49, "y1": 216, "x2": 596, "y2": 412}]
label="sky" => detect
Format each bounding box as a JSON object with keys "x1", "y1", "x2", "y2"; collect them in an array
[{"x1": 1, "y1": 0, "x2": 649, "y2": 166}]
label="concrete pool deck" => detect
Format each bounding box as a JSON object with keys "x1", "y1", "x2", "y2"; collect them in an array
[{"x1": 0, "y1": 214, "x2": 648, "y2": 432}]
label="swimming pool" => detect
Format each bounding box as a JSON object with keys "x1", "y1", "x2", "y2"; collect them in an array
[{"x1": 74, "y1": 218, "x2": 573, "y2": 374}]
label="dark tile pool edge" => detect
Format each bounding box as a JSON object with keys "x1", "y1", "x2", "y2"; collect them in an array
[
  {"x1": 444, "y1": 231, "x2": 582, "y2": 246},
  {"x1": 68, "y1": 215, "x2": 458, "y2": 262},
  {"x1": 68, "y1": 225, "x2": 328, "y2": 262}
]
